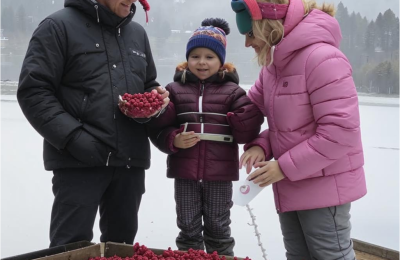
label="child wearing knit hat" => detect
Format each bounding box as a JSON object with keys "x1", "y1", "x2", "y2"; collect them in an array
[{"x1": 148, "y1": 18, "x2": 264, "y2": 256}]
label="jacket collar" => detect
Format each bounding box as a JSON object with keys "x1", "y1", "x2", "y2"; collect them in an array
[
  {"x1": 173, "y1": 62, "x2": 240, "y2": 85},
  {"x1": 65, "y1": 0, "x2": 136, "y2": 28},
  {"x1": 272, "y1": 9, "x2": 342, "y2": 69}
]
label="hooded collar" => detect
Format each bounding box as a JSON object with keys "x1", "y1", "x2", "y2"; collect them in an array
[
  {"x1": 282, "y1": 0, "x2": 305, "y2": 36},
  {"x1": 65, "y1": 0, "x2": 136, "y2": 28},
  {"x1": 272, "y1": 3, "x2": 342, "y2": 69},
  {"x1": 173, "y1": 62, "x2": 240, "y2": 85}
]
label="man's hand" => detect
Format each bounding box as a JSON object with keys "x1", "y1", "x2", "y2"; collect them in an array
[
  {"x1": 174, "y1": 131, "x2": 200, "y2": 149},
  {"x1": 154, "y1": 86, "x2": 170, "y2": 110},
  {"x1": 147, "y1": 87, "x2": 170, "y2": 118}
]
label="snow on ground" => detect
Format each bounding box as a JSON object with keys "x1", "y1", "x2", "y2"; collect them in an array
[{"x1": 1, "y1": 100, "x2": 399, "y2": 260}]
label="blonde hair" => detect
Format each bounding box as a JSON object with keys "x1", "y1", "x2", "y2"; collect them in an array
[{"x1": 253, "y1": 0, "x2": 336, "y2": 66}]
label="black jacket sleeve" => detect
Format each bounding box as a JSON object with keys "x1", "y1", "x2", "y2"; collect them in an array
[
  {"x1": 143, "y1": 29, "x2": 159, "y2": 91},
  {"x1": 17, "y1": 18, "x2": 82, "y2": 150}
]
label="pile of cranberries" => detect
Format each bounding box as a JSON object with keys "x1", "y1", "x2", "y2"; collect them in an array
[
  {"x1": 88, "y1": 243, "x2": 252, "y2": 260},
  {"x1": 119, "y1": 92, "x2": 163, "y2": 118}
]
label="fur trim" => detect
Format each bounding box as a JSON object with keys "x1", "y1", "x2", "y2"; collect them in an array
[{"x1": 175, "y1": 62, "x2": 236, "y2": 73}]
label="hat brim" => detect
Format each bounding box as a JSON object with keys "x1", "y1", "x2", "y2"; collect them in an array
[{"x1": 231, "y1": 0, "x2": 253, "y2": 34}]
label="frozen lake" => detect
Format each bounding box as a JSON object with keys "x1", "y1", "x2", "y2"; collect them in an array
[{"x1": 1, "y1": 98, "x2": 399, "y2": 259}]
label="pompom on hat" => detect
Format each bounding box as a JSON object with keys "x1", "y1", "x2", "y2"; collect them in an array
[
  {"x1": 186, "y1": 18, "x2": 230, "y2": 65},
  {"x1": 138, "y1": 0, "x2": 150, "y2": 23}
]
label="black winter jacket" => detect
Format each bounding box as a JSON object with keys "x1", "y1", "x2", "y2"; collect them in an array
[{"x1": 17, "y1": 0, "x2": 159, "y2": 170}]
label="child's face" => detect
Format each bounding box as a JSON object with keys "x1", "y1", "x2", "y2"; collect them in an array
[{"x1": 187, "y1": 48, "x2": 222, "y2": 80}]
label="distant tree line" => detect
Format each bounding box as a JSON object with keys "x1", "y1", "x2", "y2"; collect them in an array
[
  {"x1": 336, "y1": 2, "x2": 399, "y2": 94},
  {"x1": 1, "y1": 0, "x2": 64, "y2": 54},
  {"x1": 1, "y1": 0, "x2": 399, "y2": 94}
]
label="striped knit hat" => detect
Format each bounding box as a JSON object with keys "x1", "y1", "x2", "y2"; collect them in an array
[{"x1": 186, "y1": 18, "x2": 230, "y2": 65}]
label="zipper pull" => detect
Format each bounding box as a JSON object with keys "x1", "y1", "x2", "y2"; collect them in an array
[
  {"x1": 94, "y1": 5, "x2": 99, "y2": 23},
  {"x1": 118, "y1": 28, "x2": 121, "y2": 37},
  {"x1": 106, "y1": 152, "x2": 112, "y2": 166},
  {"x1": 200, "y1": 82, "x2": 205, "y2": 96}
]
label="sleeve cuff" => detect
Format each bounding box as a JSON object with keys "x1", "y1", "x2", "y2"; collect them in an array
[{"x1": 278, "y1": 151, "x2": 298, "y2": 181}]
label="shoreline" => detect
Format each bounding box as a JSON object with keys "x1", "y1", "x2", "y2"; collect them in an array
[
  {"x1": 2, "y1": 82, "x2": 399, "y2": 107},
  {"x1": 2, "y1": 94, "x2": 398, "y2": 107}
]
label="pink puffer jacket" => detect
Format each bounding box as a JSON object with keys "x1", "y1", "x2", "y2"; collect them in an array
[{"x1": 245, "y1": 1, "x2": 367, "y2": 213}]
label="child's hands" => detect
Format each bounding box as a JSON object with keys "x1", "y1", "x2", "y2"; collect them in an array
[
  {"x1": 239, "y1": 146, "x2": 265, "y2": 174},
  {"x1": 174, "y1": 131, "x2": 200, "y2": 149},
  {"x1": 247, "y1": 161, "x2": 285, "y2": 187}
]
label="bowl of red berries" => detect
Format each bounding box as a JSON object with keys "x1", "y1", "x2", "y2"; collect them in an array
[{"x1": 119, "y1": 91, "x2": 164, "y2": 118}]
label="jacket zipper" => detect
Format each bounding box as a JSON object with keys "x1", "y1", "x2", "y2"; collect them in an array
[
  {"x1": 115, "y1": 11, "x2": 133, "y2": 37},
  {"x1": 96, "y1": 21, "x2": 119, "y2": 156},
  {"x1": 199, "y1": 81, "x2": 204, "y2": 126},
  {"x1": 271, "y1": 66, "x2": 282, "y2": 213},
  {"x1": 94, "y1": 5, "x2": 99, "y2": 23},
  {"x1": 198, "y1": 81, "x2": 205, "y2": 182}
]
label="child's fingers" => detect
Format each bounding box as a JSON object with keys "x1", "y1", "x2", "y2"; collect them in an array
[
  {"x1": 246, "y1": 160, "x2": 253, "y2": 174},
  {"x1": 239, "y1": 153, "x2": 249, "y2": 169},
  {"x1": 181, "y1": 131, "x2": 196, "y2": 136},
  {"x1": 186, "y1": 140, "x2": 200, "y2": 148},
  {"x1": 184, "y1": 136, "x2": 200, "y2": 144},
  {"x1": 183, "y1": 138, "x2": 200, "y2": 148},
  {"x1": 181, "y1": 133, "x2": 199, "y2": 141},
  {"x1": 255, "y1": 154, "x2": 264, "y2": 164}
]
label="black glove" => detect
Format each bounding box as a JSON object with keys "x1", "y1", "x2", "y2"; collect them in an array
[{"x1": 66, "y1": 129, "x2": 109, "y2": 166}]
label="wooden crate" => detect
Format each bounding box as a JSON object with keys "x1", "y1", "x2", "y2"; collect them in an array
[
  {"x1": 2, "y1": 239, "x2": 398, "y2": 260},
  {"x1": 354, "y1": 239, "x2": 399, "y2": 260},
  {"x1": 26, "y1": 242, "x2": 245, "y2": 260}
]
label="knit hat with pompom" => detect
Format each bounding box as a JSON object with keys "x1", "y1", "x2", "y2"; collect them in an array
[{"x1": 186, "y1": 18, "x2": 230, "y2": 65}]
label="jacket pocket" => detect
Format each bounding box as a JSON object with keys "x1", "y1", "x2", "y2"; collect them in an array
[
  {"x1": 65, "y1": 48, "x2": 107, "y2": 84},
  {"x1": 274, "y1": 75, "x2": 313, "y2": 132},
  {"x1": 128, "y1": 48, "x2": 147, "y2": 82},
  {"x1": 276, "y1": 75, "x2": 307, "y2": 96},
  {"x1": 66, "y1": 129, "x2": 110, "y2": 166}
]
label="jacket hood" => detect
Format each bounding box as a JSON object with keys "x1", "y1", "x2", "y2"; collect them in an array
[
  {"x1": 273, "y1": 6, "x2": 342, "y2": 68},
  {"x1": 173, "y1": 62, "x2": 239, "y2": 85},
  {"x1": 65, "y1": 0, "x2": 136, "y2": 28}
]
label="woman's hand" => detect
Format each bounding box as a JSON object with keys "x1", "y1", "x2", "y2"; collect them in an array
[
  {"x1": 174, "y1": 131, "x2": 200, "y2": 149},
  {"x1": 247, "y1": 161, "x2": 285, "y2": 187},
  {"x1": 239, "y1": 146, "x2": 265, "y2": 174}
]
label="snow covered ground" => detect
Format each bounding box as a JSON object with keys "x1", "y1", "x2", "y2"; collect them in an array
[{"x1": 1, "y1": 99, "x2": 399, "y2": 260}]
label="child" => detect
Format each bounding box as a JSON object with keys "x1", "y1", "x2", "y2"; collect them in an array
[
  {"x1": 149, "y1": 18, "x2": 264, "y2": 256},
  {"x1": 231, "y1": 0, "x2": 367, "y2": 259}
]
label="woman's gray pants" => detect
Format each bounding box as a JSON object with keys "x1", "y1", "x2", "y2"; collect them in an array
[{"x1": 279, "y1": 203, "x2": 355, "y2": 260}]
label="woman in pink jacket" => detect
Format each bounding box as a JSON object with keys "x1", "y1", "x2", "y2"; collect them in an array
[{"x1": 231, "y1": 0, "x2": 367, "y2": 259}]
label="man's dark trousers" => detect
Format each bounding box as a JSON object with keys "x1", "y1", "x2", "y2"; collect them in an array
[{"x1": 50, "y1": 166, "x2": 145, "y2": 247}]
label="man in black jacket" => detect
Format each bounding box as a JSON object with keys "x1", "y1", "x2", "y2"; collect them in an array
[{"x1": 17, "y1": 0, "x2": 169, "y2": 247}]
